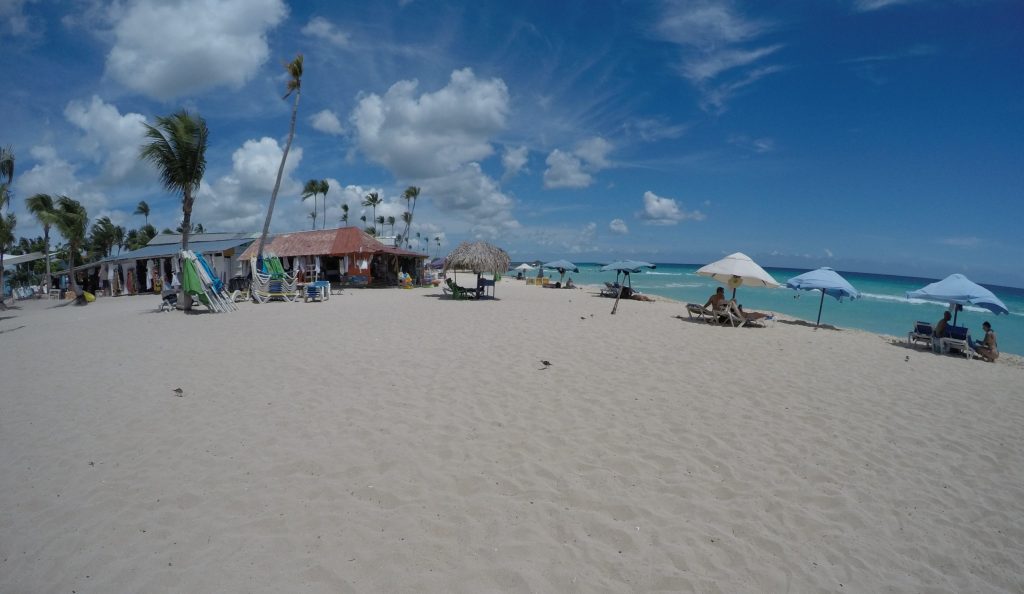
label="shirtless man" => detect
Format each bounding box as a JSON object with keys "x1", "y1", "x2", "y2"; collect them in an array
[{"x1": 704, "y1": 287, "x2": 727, "y2": 310}]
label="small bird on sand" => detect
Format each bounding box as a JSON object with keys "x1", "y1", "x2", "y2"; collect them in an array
[
  {"x1": 539, "y1": 360, "x2": 552, "y2": 370},
  {"x1": 173, "y1": 388, "x2": 184, "y2": 397}
]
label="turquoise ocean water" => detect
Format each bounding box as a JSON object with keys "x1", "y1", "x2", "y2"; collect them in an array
[{"x1": 527, "y1": 263, "x2": 1024, "y2": 356}]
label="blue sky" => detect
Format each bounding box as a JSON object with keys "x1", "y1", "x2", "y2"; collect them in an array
[{"x1": 2, "y1": 0, "x2": 1022, "y2": 285}]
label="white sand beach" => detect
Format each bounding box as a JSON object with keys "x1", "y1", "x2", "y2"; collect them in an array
[{"x1": 2, "y1": 281, "x2": 1023, "y2": 593}]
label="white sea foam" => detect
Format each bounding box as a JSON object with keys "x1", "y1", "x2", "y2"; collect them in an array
[
  {"x1": 644, "y1": 271, "x2": 684, "y2": 276},
  {"x1": 665, "y1": 282, "x2": 705, "y2": 288}
]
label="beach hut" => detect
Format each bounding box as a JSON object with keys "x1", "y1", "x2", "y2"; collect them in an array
[{"x1": 443, "y1": 241, "x2": 511, "y2": 298}]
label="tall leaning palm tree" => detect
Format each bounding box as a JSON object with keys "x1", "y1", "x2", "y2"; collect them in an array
[
  {"x1": 254, "y1": 53, "x2": 303, "y2": 265},
  {"x1": 139, "y1": 110, "x2": 209, "y2": 311},
  {"x1": 134, "y1": 200, "x2": 150, "y2": 226},
  {"x1": 53, "y1": 195, "x2": 88, "y2": 299},
  {"x1": 340, "y1": 203, "x2": 349, "y2": 226},
  {"x1": 25, "y1": 193, "x2": 59, "y2": 290}
]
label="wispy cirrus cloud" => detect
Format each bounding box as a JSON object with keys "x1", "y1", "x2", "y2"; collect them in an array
[
  {"x1": 655, "y1": 0, "x2": 783, "y2": 113},
  {"x1": 853, "y1": 0, "x2": 924, "y2": 12},
  {"x1": 939, "y1": 236, "x2": 981, "y2": 248}
]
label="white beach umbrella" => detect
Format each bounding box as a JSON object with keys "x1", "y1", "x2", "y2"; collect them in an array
[{"x1": 697, "y1": 252, "x2": 780, "y2": 298}]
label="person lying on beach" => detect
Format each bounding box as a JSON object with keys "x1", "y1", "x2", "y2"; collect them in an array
[
  {"x1": 704, "y1": 287, "x2": 727, "y2": 310},
  {"x1": 970, "y1": 321, "x2": 999, "y2": 362},
  {"x1": 736, "y1": 304, "x2": 769, "y2": 320},
  {"x1": 934, "y1": 311, "x2": 952, "y2": 338}
]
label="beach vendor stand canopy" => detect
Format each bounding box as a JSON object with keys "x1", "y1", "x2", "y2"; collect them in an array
[
  {"x1": 600, "y1": 260, "x2": 656, "y2": 314},
  {"x1": 697, "y1": 252, "x2": 780, "y2": 299},
  {"x1": 443, "y1": 241, "x2": 511, "y2": 298},
  {"x1": 906, "y1": 273, "x2": 1008, "y2": 325},
  {"x1": 785, "y1": 267, "x2": 861, "y2": 327}
]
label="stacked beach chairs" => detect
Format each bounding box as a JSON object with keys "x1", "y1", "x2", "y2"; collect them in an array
[
  {"x1": 180, "y1": 250, "x2": 237, "y2": 313},
  {"x1": 250, "y1": 254, "x2": 298, "y2": 303}
]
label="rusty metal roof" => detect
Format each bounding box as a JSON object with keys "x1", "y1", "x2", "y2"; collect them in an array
[{"x1": 238, "y1": 227, "x2": 394, "y2": 260}]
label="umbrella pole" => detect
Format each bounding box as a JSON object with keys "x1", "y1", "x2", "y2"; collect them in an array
[
  {"x1": 816, "y1": 290, "x2": 825, "y2": 327},
  {"x1": 611, "y1": 285, "x2": 624, "y2": 315},
  {"x1": 953, "y1": 305, "x2": 959, "y2": 326}
]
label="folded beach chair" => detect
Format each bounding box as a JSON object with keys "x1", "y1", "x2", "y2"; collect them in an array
[
  {"x1": 907, "y1": 321, "x2": 933, "y2": 349},
  {"x1": 940, "y1": 326, "x2": 974, "y2": 359}
]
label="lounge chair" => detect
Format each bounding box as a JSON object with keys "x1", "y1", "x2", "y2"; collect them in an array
[
  {"x1": 713, "y1": 303, "x2": 749, "y2": 327},
  {"x1": 600, "y1": 282, "x2": 622, "y2": 298},
  {"x1": 686, "y1": 303, "x2": 716, "y2": 323},
  {"x1": 940, "y1": 326, "x2": 974, "y2": 359},
  {"x1": 907, "y1": 321, "x2": 933, "y2": 349},
  {"x1": 304, "y1": 280, "x2": 330, "y2": 303},
  {"x1": 445, "y1": 278, "x2": 477, "y2": 300}
]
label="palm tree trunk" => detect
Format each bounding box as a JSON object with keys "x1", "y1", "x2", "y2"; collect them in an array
[
  {"x1": 0, "y1": 254, "x2": 5, "y2": 308},
  {"x1": 180, "y1": 190, "x2": 193, "y2": 311},
  {"x1": 254, "y1": 89, "x2": 301, "y2": 265},
  {"x1": 43, "y1": 227, "x2": 52, "y2": 292}
]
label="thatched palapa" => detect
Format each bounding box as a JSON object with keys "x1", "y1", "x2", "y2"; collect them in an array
[{"x1": 443, "y1": 241, "x2": 510, "y2": 275}]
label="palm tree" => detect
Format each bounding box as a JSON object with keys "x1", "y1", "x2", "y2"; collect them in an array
[
  {"x1": 360, "y1": 214, "x2": 367, "y2": 226},
  {"x1": 340, "y1": 203, "x2": 349, "y2": 226},
  {"x1": 387, "y1": 215, "x2": 396, "y2": 236},
  {"x1": 375, "y1": 215, "x2": 385, "y2": 236},
  {"x1": 1, "y1": 146, "x2": 15, "y2": 306},
  {"x1": 400, "y1": 186, "x2": 420, "y2": 245},
  {"x1": 301, "y1": 179, "x2": 320, "y2": 230},
  {"x1": 25, "y1": 193, "x2": 58, "y2": 291},
  {"x1": 401, "y1": 212, "x2": 413, "y2": 246},
  {"x1": 90, "y1": 216, "x2": 117, "y2": 257},
  {"x1": 318, "y1": 179, "x2": 330, "y2": 229},
  {"x1": 194, "y1": 223, "x2": 205, "y2": 234},
  {"x1": 139, "y1": 110, "x2": 209, "y2": 312},
  {"x1": 362, "y1": 191, "x2": 381, "y2": 234},
  {"x1": 365, "y1": 226, "x2": 377, "y2": 236},
  {"x1": 134, "y1": 200, "x2": 150, "y2": 226},
  {"x1": 254, "y1": 53, "x2": 303, "y2": 266},
  {"x1": 53, "y1": 195, "x2": 88, "y2": 299},
  {"x1": 308, "y1": 210, "x2": 317, "y2": 229}
]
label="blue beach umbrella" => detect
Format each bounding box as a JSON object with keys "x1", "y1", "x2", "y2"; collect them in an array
[
  {"x1": 543, "y1": 259, "x2": 579, "y2": 283},
  {"x1": 600, "y1": 260, "x2": 656, "y2": 314},
  {"x1": 906, "y1": 273, "x2": 1008, "y2": 325},
  {"x1": 785, "y1": 267, "x2": 861, "y2": 327}
]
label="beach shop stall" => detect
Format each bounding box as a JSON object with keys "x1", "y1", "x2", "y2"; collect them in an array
[
  {"x1": 84, "y1": 232, "x2": 257, "y2": 296},
  {"x1": 238, "y1": 227, "x2": 428, "y2": 287}
]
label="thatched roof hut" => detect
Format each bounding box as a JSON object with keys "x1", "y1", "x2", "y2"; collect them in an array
[{"x1": 443, "y1": 241, "x2": 510, "y2": 275}]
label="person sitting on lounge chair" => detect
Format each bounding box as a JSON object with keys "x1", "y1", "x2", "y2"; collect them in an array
[
  {"x1": 970, "y1": 321, "x2": 999, "y2": 362},
  {"x1": 934, "y1": 311, "x2": 952, "y2": 338},
  {"x1": 565, "y1": 277, "x2": 576, "y2": 289},
  {"x1": 705, "y1": 287, "x2": 727, "y2": 311}
]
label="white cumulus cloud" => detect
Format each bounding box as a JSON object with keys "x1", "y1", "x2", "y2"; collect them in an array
[
  {"x1": 543, "y1": 137, "x2": 613, "y2": 189},
  {"x1": 194, "y1": 137, "x2": 304, "y2": 232},
  {"x1": 310, "y1": 109, "x2": 344, "y2": 135},
  {"x1": 64, "y1": 96, "x2": 149, "y2": 182},
  {"x1": 638, "y1": 190, "x2": 705, "y2": 225},
  {"x1": 609, "y1": 218, "x2": 629, "y2": 234},
  {"x1": 350, "y1": 68, "x2": 516, "y2": 231},
  {"x1": 502, "y1": 145, "x2": 529, "y2": 179},
  {"x1": 104, "y1": 0, "x2": 287, "y2": 101},
  {"x1": 301, "y1": 16, "x2": 350, "y2": 47},
  {"x1": 543, "y1": 149, "x2": 591, "y2": 189}
]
